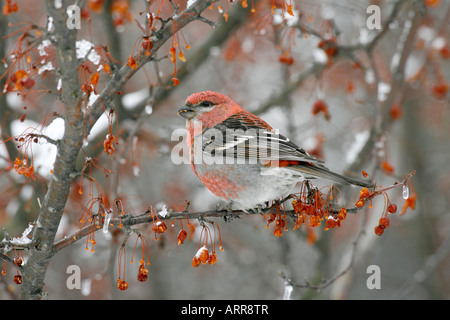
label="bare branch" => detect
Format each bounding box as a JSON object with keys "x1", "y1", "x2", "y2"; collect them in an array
[{"x1": 280, "y1": 205, "x2": 368, "y2": 293}]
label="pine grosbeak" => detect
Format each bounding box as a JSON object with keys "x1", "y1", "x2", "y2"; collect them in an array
[{"x1": 178, "y1": 91, "x2": 373, "y2": 210}]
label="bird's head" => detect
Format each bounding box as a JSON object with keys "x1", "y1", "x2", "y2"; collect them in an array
[{"x1": 178, "y1": 91, "x2": 242, "y2": 127}]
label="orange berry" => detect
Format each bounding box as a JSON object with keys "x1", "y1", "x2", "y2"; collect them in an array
[
  {"x1": 137, "y1": 264, "x2": 149, "y2": 282},
  {"x1": 208, "y1": 252, "x2": 218, "y2": 265},
  {"x1": 192, "y1": 256, "x2": 200, "y2": 268},
  {"x1": 117, "y1": 279, "x2": 128, "y2": 290},
  {"x1": 127, "y1": 56, "x2": 137, "y2": 69},
  {"x1": 355, "y1": 199, "x2": 365, "y2": 208},
  {"x1": 359, "y1": 188, "x2": 370, "y2": 199},
  {"x1": 197, "y1": 246, "x2": 209, "y2": 264},
  {"x1": 338, "y1": 208, "x2": 347, "y2": 220},
  {"x1": 381, "y1": 161, "x2": 394, "y2": 174},
  {"x1": 177, "y1": 229, "x2": 187, "y2": 245},
  {"x1": 325, "y1": 217, "x2": 338, "y2": 230},
  {"x1": 311, "y1": 100, "x2": 330, "y2": 120}
]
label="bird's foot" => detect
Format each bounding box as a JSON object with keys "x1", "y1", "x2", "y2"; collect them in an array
[{"x1": 214, "y1": 201, "x2": 237, "y2": 222}]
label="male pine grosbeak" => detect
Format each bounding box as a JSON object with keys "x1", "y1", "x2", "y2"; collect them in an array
[{"x1": 178, "y1": 91, "x2": 373, "y2": 210}]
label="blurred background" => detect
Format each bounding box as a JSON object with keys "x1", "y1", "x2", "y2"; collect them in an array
[{"x1": 0, "y1": 0, "x2": 449, "y2": 299}]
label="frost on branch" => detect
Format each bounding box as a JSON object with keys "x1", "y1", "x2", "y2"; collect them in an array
[{"x1": 3, "y1": 223, "x2": 34, "y2": 249}]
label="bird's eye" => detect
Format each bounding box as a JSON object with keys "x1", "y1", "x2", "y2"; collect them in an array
[{"x1": 200, "y1": 101, "x2": 212, "y2": 107}]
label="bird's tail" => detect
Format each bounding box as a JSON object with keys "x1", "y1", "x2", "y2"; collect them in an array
[{"x1": 290, "y1": 164, "x2": 375, "y2": 189}]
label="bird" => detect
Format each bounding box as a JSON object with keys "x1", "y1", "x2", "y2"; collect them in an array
[{"x1": 178, "y1": 90, "x2": 374, "y2": 211}]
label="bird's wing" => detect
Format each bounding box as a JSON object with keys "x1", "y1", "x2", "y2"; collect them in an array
[
  {"x1": 201, "y1": 111, "x2": 326, "y2": 168},
  {"x1": 199, "y1": 111, "x2": 374, "y2": 187}
]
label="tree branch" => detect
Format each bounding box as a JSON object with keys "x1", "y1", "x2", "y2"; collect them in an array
[
  {"x1": 84, "y1": 0, "x2": 221, "y2": 135},
  {"x1": 279, "y1": 209, "x2": 367, "y2": 292},
  {"x1": 19, "y1": 0, "x2": 83, "y2": 300},
  {"x1": 53, "y1": 194, "x2": 366, "y2": 252}
]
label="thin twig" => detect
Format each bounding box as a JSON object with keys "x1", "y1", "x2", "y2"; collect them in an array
[{"x1": 279, "y1": 206, "x2": 368, "y2": 292}]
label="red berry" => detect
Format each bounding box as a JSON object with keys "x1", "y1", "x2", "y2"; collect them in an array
[
  {"x1": 374, "y1": 225, "x2": 385, "y2": 236},
  {"x1": 13, "y1": 274, "x2": 22, "y2": 284},
  {"x1": 388, "y1": 204, "x2": 397, "y2": 214},
  {"x1": 22, "y1": 77, "x2": 35, "y2": 89},
  {"x1": 379, "y1": 217, "x2": 390, "y2": 228}
]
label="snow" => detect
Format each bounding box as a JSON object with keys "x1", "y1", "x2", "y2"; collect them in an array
[
  {"x1": 87, "y1": 92, "x2": 99, "y2": 107},
  {"x1": 5, "y1": 92, "x2": 23, "y2": 111},
  {"x1": 76, "y1": 40, "x2": 101, "y2": 65},
  {"x1": 359, "y1": 29, "x2": 374, "y2": 45},
  {"x1": 47, "y1": 16, "x2": 54, "y2": 32},
  {"x1": 313, "y1": 48, "x2": 328, "y2": 64},
  {"x1": 158, "y1": 205, "x2": 168, "y2": 218},
  {"x1": 404, "y1": 53, "x2": 426, "y2": 81},
  {"x1": 377, "y1": 82, "x2": 391, "y2": 102},
  {"x1": 390, "y1": 52, "x2": 400, "y2": 71},
  {"x1": 285, "y1": 10, "x2": 299, "y2": 27},
  {"x1": 38, "y1": 39, "x2": 51, "y2": 56},
  {"x1": 122, "y1": 88, "x2": 149, "y2": 110},
  {"x1": 42, "y1": 118, "x2": 65, "y2": 140},
  {"x1": 20, "y1": 185, "x2": 33, "y2": 201},
  {"x1": 10, "y1": 117, "x2": 65, "y2": 179},
  {"x1": 282, "y1": 282, "x2": 293, "y2": 300},
  {"x1": 272, "y1": 8, "x2": 299, "y2": 27},
  {"x1": 187, "y1": 0, "x2": 196, "y2": 8},
  {"x1": 0, "y1": 140, "x2": 9, "y2": 169},
  {"x1": 88, "y1": 111, "x2": 110, "y2": 141},
  {"x1": 241, "y1": 37, "x2": 255, "y2": 54},
  {"x1": 431, "y1": 37, "x2": 446, "y2": 50},
  {"x1": 345, "y1": 130, "x2": 370, "y2": 164},
  {"x1": 273, "y1": 11, "x2": 283, "y2": 25},
  {"x1": 38, "y1": 61, "x2": 55, "y2": 75},
  {"x1": 195, "y1": 245, "x2": 208, "y2": 258},
  {"x1": 39, "y1": 117, "x2": 64, "y2": 172},
  {"x1": 81, "y1": 278, "x2": 92, "y2": 296},
  {"x1": 364, "y1": 69, "x2": 375, "y2": 84},
  {"x1": 103, "y1": 209, "x2": 113, "y2": 234},
  {"x1": 9, "y1": 223, "x2": 34, "y2": 246},
  {"x1": 145, "y1": 105, "x2": 153, "y2": 115},
  {"x1": 417, "y1": 26, "x2": 436, "y2": 48}
]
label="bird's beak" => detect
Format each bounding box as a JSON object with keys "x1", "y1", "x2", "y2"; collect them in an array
[{"x1": 177, "y1": 105, "x2": 195, "y2": 119}]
